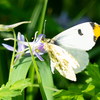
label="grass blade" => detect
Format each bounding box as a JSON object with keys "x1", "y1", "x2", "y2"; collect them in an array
[{"x1": 38, "y1": 0, "x2": 48, "y2": 35}]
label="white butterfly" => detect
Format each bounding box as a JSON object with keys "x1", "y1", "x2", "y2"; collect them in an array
[{"x1": 43, "y1": 22, "x2": 100, "y2": 81}]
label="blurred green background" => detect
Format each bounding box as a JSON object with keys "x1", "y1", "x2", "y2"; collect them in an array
[{"x1": 1, "y1": 0, "x2": 100, "y2": 99}]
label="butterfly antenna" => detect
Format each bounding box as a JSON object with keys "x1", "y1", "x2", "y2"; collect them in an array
[{"x1": 43, "y1": 20, "x2": 47, "y2": 35}]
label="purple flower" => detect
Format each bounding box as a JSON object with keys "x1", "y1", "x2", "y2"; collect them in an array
[
  {"x1": 2, "y1": 32, "x2": 46, "y2": 61},
  {"x1": 25, "y1": 33, "x2": 46, "y2": 61},
  {"x1": 2, "y1": 32, "x2": 25, "y2": 58}
]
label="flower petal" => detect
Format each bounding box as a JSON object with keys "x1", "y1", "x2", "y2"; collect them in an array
[
  {"x1": 17, "y1": 32, "x2": 25, "y2": 41},
  {"x1": 36, "y1": 34, "x2": 45, "y2": 43},
  {"x1": 30, "y1": 34, "x2": 45, "y2": 50},
  {"x1": 38, "y1": 43, "x2": 45, "y2": 53},
  {"x1": 2, "y1": 43, "x2": 17, "y2": 52},
  {"x1": 0, "y1": 21, "x2": 31, "y2": 31},
  {"x1": 34, "y1": 51, "x2": 44, "y2": 61},
  {"x1": 17, "y1": 32, "x2": 25, "y2": 52}
]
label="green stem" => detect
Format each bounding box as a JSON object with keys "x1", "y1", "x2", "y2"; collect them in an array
[
  {"x1": 38, "y1": 0, "x2": 48, "y2": 35},
  {"x1": 27, "y1": 39, "x2": 47, "y2": 100},
  {"x1": 8, "y1": 29, "x2": 16, "y2": 80},
  {"x1": 26, "y1": 64, "x2": 35, "y2": 100}
]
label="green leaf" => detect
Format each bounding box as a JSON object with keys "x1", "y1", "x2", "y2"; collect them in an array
[
  {"x1": 53, "y1": 86, "x2": 84, "y2": 100},
  {"x1": 53, "y1": 89, "x2": 74, "y2": 100},
  {"x1": 10, "y1": 78, "x2": 32, "y2": 91},
  {"x1": 85, "y1": 63, "x2": 100, "y2": 88},
  {"x1": 6, "y1": 56, "x2": 33, "y2": 100},
  {"x1": 74, "y1": 95, "x2": 84, "y2": 100},
  {"x1": 36, "y1": 54, "x2": 54, "y2": 100},
  {"x1": 82, "y1": 84, "x2": 95, "y2": 97},
  {"x1": 0, "y1": 87, "x2": 21, "y2": 100},
  {"x1": 0, "y1": 79, "x2": 31, "y2": 100},
  {"x1": 91, "y1": 92, "x2": 100, "y2": 100},
  {"x1": 84, "y1": 63, "x2": 100, "y2": 99},
  {"x1": 9, "y1": 56, "x2": 32, "y2": 85},
  {"x1": 82, "y1": 84, "x2": 95, "y2": 93},
  {"x1": 68, "y1": 86, "x2": 82, "y2": 93}
]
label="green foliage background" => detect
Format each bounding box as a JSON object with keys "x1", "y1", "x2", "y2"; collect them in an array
[{"x1": 0, "y1": 0, "x2": 100, "y2": 100}]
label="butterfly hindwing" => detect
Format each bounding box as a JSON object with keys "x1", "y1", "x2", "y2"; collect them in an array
[
  {"x1": 44, "y1": 43, "x2": 80, "y2": 81},
  {"x1": 61, "y1": 47, "x2": 89, "y2": 74}
]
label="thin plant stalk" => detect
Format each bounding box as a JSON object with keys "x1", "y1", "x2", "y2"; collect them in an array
[
  {"x1": 8, "y1": 29, "x2": 17, "y2": 80},
  {"x1": 27, "y1": 39, "x2": 47, "y2": 100},
  {"x1": 38, "y1": 0, "x2": 48, "y2": 35}
]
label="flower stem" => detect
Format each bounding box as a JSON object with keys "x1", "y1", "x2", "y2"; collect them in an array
[
  {"x1": 26, "y1": 38, "x2": 47, "y2": 100},
  {"x1": 8, "y1": 29, "x2": 17, "y2": 80}
]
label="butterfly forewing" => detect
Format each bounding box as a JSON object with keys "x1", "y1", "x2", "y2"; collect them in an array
[{"x1": 52, "y1": 22, "x2": 95, "y2": 51}]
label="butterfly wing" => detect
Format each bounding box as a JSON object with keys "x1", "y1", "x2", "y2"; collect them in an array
[
  {"x1": 52, "y1": 22, "x2": 96, "y2": 51},
  {"x1": 61, "y1": 47, "x2": 89, "y2": 74},
  {"x1": 44, "y1": 43, "x2": 80, "y2": 81}
]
